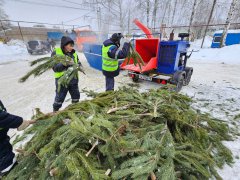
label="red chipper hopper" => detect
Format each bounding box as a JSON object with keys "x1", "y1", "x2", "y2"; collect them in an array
[{"x1": 120, "y1": 19, "x2": 159, "y2": 73}]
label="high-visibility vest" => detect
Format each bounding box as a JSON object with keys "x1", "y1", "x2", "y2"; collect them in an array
[
  {"x1": 54, "y1": 48, "x2": 78, "y2": 78},
  {"x1": 102, "y1": 45, "x2": 119, "y2": 72}
]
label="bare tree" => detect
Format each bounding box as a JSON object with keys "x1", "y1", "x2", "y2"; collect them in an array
[
  {"x1": 151, "y1": 0, "x2": 159, "y2": 30},
  {"x1": 220, "y1": 0, "x2": 238, "y2": 47},
  {"x1": 171, "y1": 0, "x2": 178, "y2": 26},
  {"x1": 188, "y1": 0, "x2": 198, "y2": 36},
  {"x1": 0, "y1": 0, "x2": 11, "y2": 38},
  {"x1": 76, "y1": 0, "x2": 239, "y2": 39},
  {"x1": 161, "y1": 1, "x2": 170, "y2": 25},
  {"x1": 201, "y1": 0, "x2": 217, "y2": 48}
]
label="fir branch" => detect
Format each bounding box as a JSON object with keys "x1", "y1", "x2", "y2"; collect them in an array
[{"x1": 5, "y1": 87, "x2": 233, "y2": 180}]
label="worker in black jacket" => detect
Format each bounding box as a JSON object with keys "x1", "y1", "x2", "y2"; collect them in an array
[
  {"x1": 51, "y1": 36, "x2": 82, "y2": 112},
  {"x1": 0, "y1": 100, "x2": 35, "y2": 176},
  {"x1": 102, "y1": 33, "x2": 130, "y2": 91}
]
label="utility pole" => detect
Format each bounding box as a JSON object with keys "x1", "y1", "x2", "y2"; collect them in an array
[
  {"x1": 99, "y1": 7, "x2": 102, "y2": 31},
  {"x1": 0, "y1": 20, "x2": 6, "y2": 37},
  {"x1": 201, "y1": 0, "x2": 217, "y2": 48},
  {"x1": 62, "y1": 21, "x2": 64, "y2": 32},
  {"x1": 128, "y1": 9, "x2": 130, "y2": 35},
  {"x1": 146, "y1": 0, "x2": 150, "y2": 27},
  {"x1": 220, "y1": 0, "x2": 238, "y2": 47},
  {"x1": 97, "y1": 7, "x2": 102, "y2": 32},
  {"x1": 17, "y1": 22, "x2": 24, "y2": 42}
]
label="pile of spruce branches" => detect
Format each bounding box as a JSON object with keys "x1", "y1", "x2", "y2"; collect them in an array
[{"x1": 6, "y1": 87, "x2": 233, "y2": 180}]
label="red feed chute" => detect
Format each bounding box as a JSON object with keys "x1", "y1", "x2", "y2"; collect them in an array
[
  {"x1": 121, "y1": 38, "x2": 159, "y2": 73},
  {"x1": 133, "y1": 19, "x2": 154, "y2": 39}
]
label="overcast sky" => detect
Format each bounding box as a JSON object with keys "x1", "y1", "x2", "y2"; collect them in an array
[{"x1": 3, "y1": 0, "x2": 97, "y2": 29}]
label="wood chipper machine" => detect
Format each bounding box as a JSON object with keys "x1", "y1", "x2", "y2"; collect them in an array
[{"x1": 121, "y1": 19, "x2": 193, "y2": 92}]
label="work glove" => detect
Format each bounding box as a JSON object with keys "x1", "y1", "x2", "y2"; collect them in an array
[
  {"x1": 121, "y1": 36, "x2": 130, "y2": 44},
  {"x1": 17, "y1": 120, "x2": 36, "y2": 131},
  {"x1": 66, "y1": 61, "x2": 75, "y2": 67}
]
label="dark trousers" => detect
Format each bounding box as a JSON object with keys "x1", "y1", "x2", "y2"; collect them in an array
[
  {"x1": 102, "y1": 68, "x2": 120, "y2": 92},
  {"x1": 53, "y1": 78, "x2": 80, "y2": 111},
  {"x1": 0, "y1": 136, "x2": 15, "y2": 172},
  {"x1": 105, "y1": 76, "x2": 115, "y2": 91}
]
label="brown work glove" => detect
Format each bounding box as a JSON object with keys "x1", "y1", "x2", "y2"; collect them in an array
[{"x1": 17, "y1": 120, "x2": 36, "y2": 131}]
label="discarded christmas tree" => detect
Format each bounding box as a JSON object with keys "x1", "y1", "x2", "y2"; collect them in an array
[
  {"x1": 6, "y1": 87, "x2": 233, "y2": 180},
  {"x1": 126, "y1": 43, "x2": 145, "y2": 70},
  {"x1": 19, "y1": 55, "x2": 85, "y2": 91}
]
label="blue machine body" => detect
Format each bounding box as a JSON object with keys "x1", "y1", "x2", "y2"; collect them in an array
[
  {"x1": 83, "y1": 43, "x2": 124, "y2": 71},
  {"x1": 211, "y1": 31, "x2": 240, "y2": 48},
  {"x1": 83, "y1": 43, "x2": 103, "y2": 71},
  {"x1": 157, "y1": 40, "x2": 190, "y2": 74}
]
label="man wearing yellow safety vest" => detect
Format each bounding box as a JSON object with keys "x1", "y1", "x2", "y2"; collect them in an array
[
  {"x1": 0, "y1": 100, "x2": 35, "y2": 177},
  {"x1": 102, "y1": 33, "x2": 130, "y2": 91},
  {"x1": 51, "y1": 36, "x2": 82, "y2": 112}
]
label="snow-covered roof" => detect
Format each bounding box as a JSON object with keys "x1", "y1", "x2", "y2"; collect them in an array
[{"x1": 214, "y1": 29, "x2": 240, "y2": 34}]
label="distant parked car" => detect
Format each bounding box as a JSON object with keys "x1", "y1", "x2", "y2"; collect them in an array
[{"x1": 27, "y1": 40, "x2": 51, "y2": 54}]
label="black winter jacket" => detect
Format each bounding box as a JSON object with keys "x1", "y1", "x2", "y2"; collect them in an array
[
  {"x1": 52, "y1": 36, "x2": 81, "y2": 73},
  {"x1": 0, "y1": 102, "x2": 23, "y2": 172},
  {"x1": 0, "y1": 107, "x2": 23, "y2": 140}
]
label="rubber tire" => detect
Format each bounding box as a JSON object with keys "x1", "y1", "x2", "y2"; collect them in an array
[
  {"x1": 184, "y1": 67, "x2": 193, "y2": 86},
  {"x1": 175, "y1": 74, "x2": 184, "y2": 92},
  {"x1": 132, "y1": 75, "x2": 139, "y2": 83}
]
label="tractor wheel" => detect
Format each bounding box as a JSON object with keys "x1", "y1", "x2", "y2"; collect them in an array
[
  {"x1": 175, "y1": 74, "x2": 184, "y2": 92},
  {"x1": 132, "y1": 75, "x2": 139, "y2": 83},
  {"x1": 184, "y1": 67, "x2": 193, "y2": 86}
]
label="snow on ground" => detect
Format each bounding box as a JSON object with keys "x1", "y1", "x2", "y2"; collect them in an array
[
  {"x1": 180, "y1": 61, "x2": 240, "y2": 180},
  {"x1": 191, "y1": 44, "x2": 240, "y2": 64},
  {"x1": 190, "y1": 36, "x2": 240, "y2": 65},
  {"x1": 0, "y1": 38, "x2": 240, "y2": 179},
  {"x1": 190, "y1": 35, "x2": 213, "y2": 49},
  {"x1": 0, "y1": 40, "x2": 28, "y2": 64}
]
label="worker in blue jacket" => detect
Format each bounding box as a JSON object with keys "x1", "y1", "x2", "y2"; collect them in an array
[
  {"x1": 102, "y1": 33, "x2": 130, "y2": 91},
  {"x1": 0, "y1": 100, "x2": 35, "y2": 176},
  {"x1": 51, "y1": 36, "x2": 82, "y2": 112}
]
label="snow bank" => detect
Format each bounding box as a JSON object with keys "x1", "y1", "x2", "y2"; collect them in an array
[
  {"x1": 190, "y1": 44, "x2": 240, "y2": 65},
  {"x1": 7, "y1": 39, "x2": 27, "y2": 48},
  {"x1": 190, "y1": 35, "x2": 212, "y2": 49},
  {"x1": 215, "y1": 29, "x2": 240, "y2": 34},
  {"x1": 0, "y1": 40, "x2": 28, "y2": 64},
  {"x1": 189, "y1": 36, "x2": 240, "y2": 64}
]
